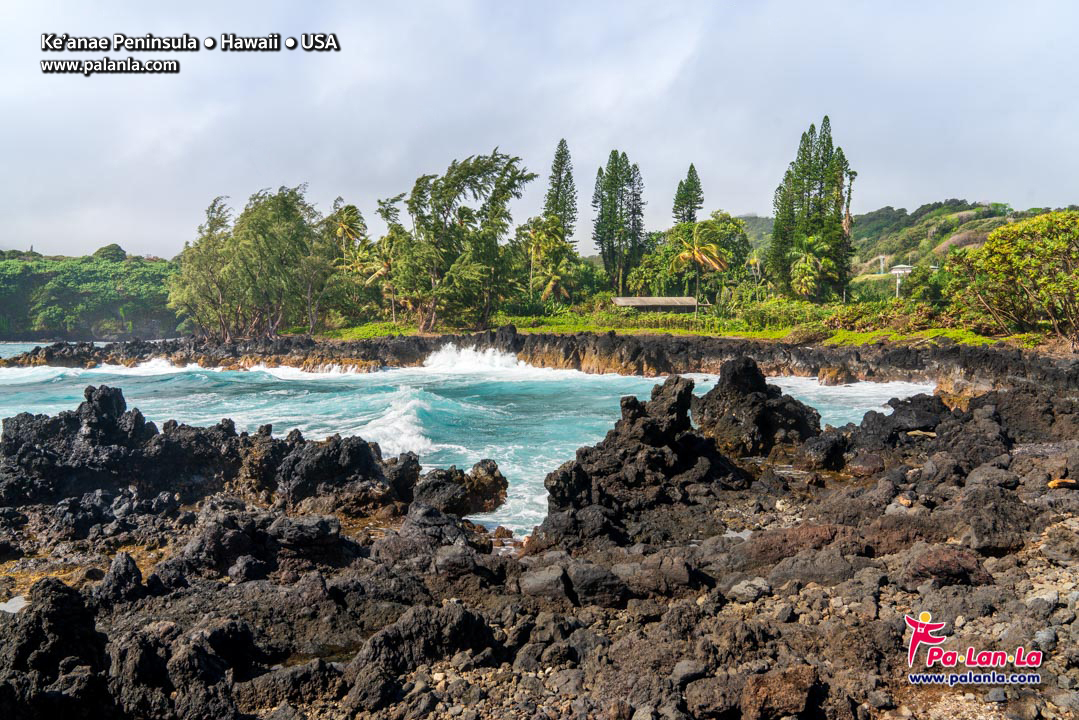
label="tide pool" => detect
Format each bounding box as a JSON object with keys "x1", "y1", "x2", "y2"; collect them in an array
[{"x1": 0, "y1": 344, "x2": 934, "y2": 533}]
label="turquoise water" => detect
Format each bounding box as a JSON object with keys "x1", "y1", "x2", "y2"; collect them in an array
[
  {"x1": 0, "y1": 343, "x2": 44, "y2": 359},
  {"x1": 0, "y1": 344, "x2": 934, "y2": 533}
]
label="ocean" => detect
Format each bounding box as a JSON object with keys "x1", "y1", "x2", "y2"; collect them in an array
[{"x1": 0, "y1": 342, "x2": 934, "y2": 533}]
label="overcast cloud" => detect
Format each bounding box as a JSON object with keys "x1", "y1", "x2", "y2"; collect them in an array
[{"x1": 2, "y1": 0, "x2": 1077, "y2": 256}]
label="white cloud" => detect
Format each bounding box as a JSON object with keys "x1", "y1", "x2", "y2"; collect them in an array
[{"x1": 1, "y1": 0, "x2": 1076, "y2": 256}]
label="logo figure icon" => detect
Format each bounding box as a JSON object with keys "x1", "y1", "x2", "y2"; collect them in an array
[{"x1": 904, "y1": 611, "x2": 947, "y2": 666}]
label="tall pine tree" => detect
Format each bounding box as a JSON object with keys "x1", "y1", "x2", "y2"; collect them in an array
[
  {"x1": 672, "y1": 163, "x2": 704, "y2": 224},
  {"x1": 592, "y1": 150, "x2": 647, "y2": 294},
  {"x1": 768, "y1": 116, "x2": 856, "y2": 298},
  {"x1": 543, "y1": 139, "x2": 578, "y2": 241}
]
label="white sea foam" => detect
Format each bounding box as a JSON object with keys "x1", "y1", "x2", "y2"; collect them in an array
[
  {"x1": 247, "y1": 363, "x2": 356, "y2": 380},
  {"x1": 422, "y1": 345, "x2": 525, "y2": 372},
  {"x1": 0, "y1": 366, "x2": 76, "y2": 384},
  {"x1": 0, "y1": 359, "x2": 217, "y2": 384},
  {"x1": 86, "y1": 359, "x2": 210, "y2": 376},
  {"x1": 769, "y1": 376, "x2": 936, "y2": 405},
  {"x1": 353, "y1": 387, "x2": 434, "y2": 455}
]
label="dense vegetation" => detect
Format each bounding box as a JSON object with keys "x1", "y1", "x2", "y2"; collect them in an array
[
  {"x1": 767, "y1": 116, "x2": 857, "y2": 299},
  {"x1": 0, "y1": 245, "x2": 178, "y2": 340},
  {"x1": 8, "y1": 121, "x2": 1075, "y2": 348}
]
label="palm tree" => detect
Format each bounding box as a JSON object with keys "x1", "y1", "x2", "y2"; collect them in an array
[
  {"x1": 522, "y1": 215, "x2": 564, "y2": 301},
  {"x1": 360, "y1": 233, "x2": 402, "y2": 324},
  {"x1": 331, "y1": 201, "x2": 366, "y2": 251},
  {"x1": 787, "y1": 235, "x2": 836, "y2": 299},
  {"x1": 746, "y1": 246, "x2": 765, "y2": 284},
  {"x1": 535, "y1": 255, "x2": 577, "y2": 303},
  {"x1": 670, "y1": 219, "x2": 729, "y2": 316},
  {"x1": 332, "y1": 203, "x2": 402, "y2": 324}
]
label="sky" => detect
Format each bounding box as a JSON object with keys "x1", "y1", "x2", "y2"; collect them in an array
[{"x1": 2, "y1": 0, "x2": 1077, "y2": 257}]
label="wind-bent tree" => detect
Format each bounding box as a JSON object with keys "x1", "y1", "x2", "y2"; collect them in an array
[
  {"x1": 672, "y1": 163, "x2": 704, "y2": 224},
  {"x1": 398, "y1": 150, "x2": 536, "y2": 331},
  {"x1": 592, "y1": 150, "x2": 647, "y2": 294},
  {"x1": 769, "y1": 116, "x2": 856, "y2": 297},
  {"x1": 168, "y1": 197, "x2": 238, "y2": 340},
  {"x1": 169, "y1": 186, "x2": 331, "y2": 339},
  {"x1": 232, "y1": 186, "x2": 324, "y2": 336},
  {"x1": 543, "y1": 139, "x2": 578, "y2": 241}
]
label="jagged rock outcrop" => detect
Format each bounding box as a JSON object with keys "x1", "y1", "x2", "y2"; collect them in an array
[
  {"x1": 529, "y1": 375, "x2": 748, "y2": 553},
  {"x1": 694, "y1": 356, "x2": 821, "y2": 457},
  {"x1": 0, "y1": 386, "x2": 505, "y2": 524},
  {"x1": 413, "y1": 460, "x2": 508, "y2": 516},
  {"x1": 0, "y1": 578, "x2": 116, "y2": 719}
]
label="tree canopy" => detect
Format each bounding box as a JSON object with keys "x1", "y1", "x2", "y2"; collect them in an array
[
  {"x1": 0, "y1": 249, "x2": 177, "y2": 340},
  {"x1": 168, "y1": 186, "x2": 344, "y2": 340},
  {"x1": 947, "y1": 211, "x2": 1079, "y2": 347},
  {"x1": 768, "y1": 116, "x2": 856, "y2": 297},
  {"x1": 592, "y1": 150, "x2": 647, "y2": 294},
  {"x1": 543, "y1": 139, "x2": 578, "y2": 241},
  {"x1": 672, "y1": 163, "x2": 704, "y2": 225}
]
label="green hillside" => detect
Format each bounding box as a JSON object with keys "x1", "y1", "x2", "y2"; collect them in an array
[
  {"x1": 739, "y1": 214, "x2": 773, "y2": 250},
  {"x1": 851, "y1": 200, "x2": 1008, "y2": 274},
  {"x1": 743, "y1": 200, "x2": 1076, "y2": 276},
  {"x1": 0, "y1": 245, "x2": 180, "y2": 340}
]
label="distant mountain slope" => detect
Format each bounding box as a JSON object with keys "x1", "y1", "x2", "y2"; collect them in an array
[
  {"x1": 850, "y1": 199, "x2": 1017, "y2": 274},
  {"x1": 738, "y1": 214, "x2": 773, "y2": 250},
  {"x1": 737, "y1": 200, "x2": 1075, "y2": 278}
]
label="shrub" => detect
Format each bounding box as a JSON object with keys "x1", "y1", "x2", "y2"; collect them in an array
[{"x1": 947, "y1": 211, "x2": 1079, "y2": 347}]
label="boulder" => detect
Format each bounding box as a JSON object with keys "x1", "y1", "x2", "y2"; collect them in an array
[
  {"x1": 413, "y1": 460, "x2": 508, "y2": 516},
  {"x1": 531, "y1": 376, "x2": 747, "y2": 552},
  {"x1": 94, "y1": 552, "x2": 146, "y2": 605},
  {"x1": 695, "y1": 357, "x2": 820, "y2": 457},
  {"x1": 902, "y1": 544, "x2": 993, "y2": 589}
]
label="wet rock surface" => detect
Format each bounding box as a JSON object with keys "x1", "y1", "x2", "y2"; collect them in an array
[{"x1": 1, "y1": 351, "x2": 1078, "y2": 719}]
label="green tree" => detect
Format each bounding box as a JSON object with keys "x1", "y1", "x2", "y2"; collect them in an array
[
  {"x1": 92, "y1": 244, "x2": 128, "y2": 263},
  {"x1": 399, "y1": 150, "x2": 536, "y2": 331},
  {"x1": 769, "y1": 116, "x2": 856, "y2": 298},
  {"x1": 672, "y1": 163, "x2": 704, "y2": 224},
  {"x1": 787, "y1": 235, "x2": 837, "y2": 299},
  {"x1": 169, "y1": 186, "x2": 330, "y2": 339},
  {"x1": 947, "y1": 211, "x2": 1079, "y2": 346},
  {"x1": 168, "y1": 197, "x2": 239, "y2": 340},
  {"x1": 231, "y1": 185, "x2": 322, "y2": 336},
  {"x1": 592, "y1": 150, "x2": 647, "y2": 294},
  {"x1": 543, "y1": 139, "x2": 578, "y2": 240},
  {"x1": 670, "y1": 217, "x2": 731, "y2": 315},
  {"x1": 519, "y1": 215, "x2": 566, "y2": 301}
]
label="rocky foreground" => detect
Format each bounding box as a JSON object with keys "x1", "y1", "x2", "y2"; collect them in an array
[{"x1": 1, "y1": 353, "x2": 1079, "y2": 719}]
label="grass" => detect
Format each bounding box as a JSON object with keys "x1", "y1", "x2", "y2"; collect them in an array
[
  {"x1": 321, "y1": 322, "x2": 418, "y2": 340},
  {"x1": 496, "y1": 314, "x2": 794, "y2": 339},
  {"x1": 822, "y1": 327, "x2": 1005, "y2": 347},
  {"x1": 320, "y1": 312, "x2": 1035, "y2": 350}
]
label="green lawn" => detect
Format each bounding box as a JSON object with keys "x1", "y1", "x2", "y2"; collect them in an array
[
  {"x1": 320, "y1": 322, "x2": 418, "y2": 340},
  {"x1": 319, "y1": 318, "x2": 1020, "y2": 348}
]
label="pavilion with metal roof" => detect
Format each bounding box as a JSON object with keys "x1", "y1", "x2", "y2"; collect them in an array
[{"x1": 611, "y1": 296, "x2": 707, "y2": 313}]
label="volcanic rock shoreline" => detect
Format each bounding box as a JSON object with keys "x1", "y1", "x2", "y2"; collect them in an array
[
  {"x1": 5, "y1": 325, "x2": 1079, "y2": 402},
  {"x1": 2, "y1": 342, "x2": 1079, "y2": 718}
]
